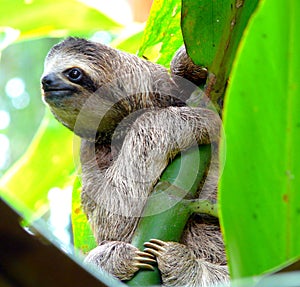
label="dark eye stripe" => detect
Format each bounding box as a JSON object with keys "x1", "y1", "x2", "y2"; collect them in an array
[{"x1": 81, "y1": 75, "x2": 97, "y2": 93}]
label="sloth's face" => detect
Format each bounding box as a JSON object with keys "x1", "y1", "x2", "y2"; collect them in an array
[
  {"x1": 41, "y1": 45, "x2": 125, "y2": 141},
  {"x1": 41, "y1": 60, "x2": 97, "y2": 114},
  {"x1": 42, "y1": 67, "x2": 96, "y2": 103}
]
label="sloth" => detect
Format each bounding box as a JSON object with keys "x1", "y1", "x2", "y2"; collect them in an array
[{"x1": 41, "y1": 37, "x2": 229, "y2": 287}]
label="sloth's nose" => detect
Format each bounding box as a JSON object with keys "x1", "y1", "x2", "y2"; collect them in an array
[{"x1": 41, "y1": 74, "x2": 56, "y2": 89}]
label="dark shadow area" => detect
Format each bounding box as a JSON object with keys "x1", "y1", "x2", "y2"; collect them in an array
[{"x1": 0, "y1": 198, "x2": 108, "y2": 287}]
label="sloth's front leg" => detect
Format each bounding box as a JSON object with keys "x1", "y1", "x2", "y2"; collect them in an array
[
  {"x1": 110, "y1": 106, "x2": 221, "y2": 197},
  {"x1": 145, "y1": 239, "x2": 229, "y2": 287}
]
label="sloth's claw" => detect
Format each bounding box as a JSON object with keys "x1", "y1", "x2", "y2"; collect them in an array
[
  {"x1": 136, "y1": 250, "x2": 155, "y2": 258},
  {"x1": 133, "y1": 249, "x2": 157, "y2": 271},
  {"x1": 144, "y1": 239, "x2": 168, "y2": 257},
  {"x1": 133, "y1": 262, "x2": 155, "y2": 271},
  {"x1": 133, "y1": 256, "x2": 157, "y2": 264}
]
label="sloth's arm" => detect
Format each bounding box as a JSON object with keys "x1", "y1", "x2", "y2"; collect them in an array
[{"x1": 83, "y1": 106, "x2": 220, "y2": 282}]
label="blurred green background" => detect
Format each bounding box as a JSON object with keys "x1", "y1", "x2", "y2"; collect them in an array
[{"x1": 0, "y1": 38, "x2": 56, "y2": 176}]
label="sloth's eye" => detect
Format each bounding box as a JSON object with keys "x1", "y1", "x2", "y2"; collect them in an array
[{"x1": 65, "y1": 68, "x2": 83, "y2": 82}]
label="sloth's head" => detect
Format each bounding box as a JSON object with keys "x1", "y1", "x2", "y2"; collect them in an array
[{"x1": 41, "y1": 37, "x2": 128, "y2": 140}]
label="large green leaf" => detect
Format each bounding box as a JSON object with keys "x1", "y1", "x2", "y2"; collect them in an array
[
  {"x1": 182, "y1": 0, "x2": 259, "y2": 106},
  {"x1": 219, "y1": 0, "x2": 300, "y2": 279},
  {"x1": 0, "y1": 112, "x2": 75, "y2": 220},
  {"x1": 137, "y1": 0, "x2": 183, "y2": 68},
  {"x1": 0, "y1": 0, "x2": 121, "y2": 40}
]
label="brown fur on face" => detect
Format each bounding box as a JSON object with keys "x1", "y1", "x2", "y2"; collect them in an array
[{"x1": 42, "y1": 37, "x2": 228, "y2": 287}]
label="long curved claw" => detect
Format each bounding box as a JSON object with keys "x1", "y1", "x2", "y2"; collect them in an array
[
  {"x1": 144, "y1": 239, "x2": 168, "y2": 257},
  {"x1": 136, "y1": 250, "x2": 155, "y2": 258},
  {"x1": 133, "y1": 249, "x2": 157, "y2": 271},
  {"x1": 149, "y1": 239, "x2": 168, "y2": 246},
  {"x1": 133, "y1": 256, "x2": 157, "y2": 264},
  {"x1": 133, "y1": 262, "x2": 155, "y2": 271}
]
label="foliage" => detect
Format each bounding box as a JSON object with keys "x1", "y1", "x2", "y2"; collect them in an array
[
  {"x1": 0, "y1": 0, "x2": 121, "y2": 42},
  {"x1": 1, "y1": 0, "x2": 300, "y2": 286},
  {"x1": 0, "y1": 38, "x2": 57, "y2": 179},
  {"x1": 137, "y1": 0, "x2": 183, "y2": 68},
  {"x1": 0, "y1": 112, "x2": 75, "y2": 220},
  {"x1": 219, "y1": 0, "x2": 300, "y2": 280},
  {"x1": 182, "y1": 0, "x2": 258, "y2": 107},
  {"x1": 72, "y1": 176, "x2": 97, "y2": 253}
]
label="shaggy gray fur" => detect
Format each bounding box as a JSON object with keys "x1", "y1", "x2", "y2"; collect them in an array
[{"x1": 41, "y1": 37, "x2": 229, "y2": 287}]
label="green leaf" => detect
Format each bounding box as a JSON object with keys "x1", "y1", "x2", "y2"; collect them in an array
[
  {"x1": 0, "y1": 111, "x2": 75, "y2": 221},
  {"x1": 111, "y1": 26, "x2": 144, "y2": 54},
  {"x1": 182, "y1": 0, "x2": 259, "y2": 106},
  {"x1": 114, "y1": 29, "x2": 144, "y2": 54},
  {"x1": 72, "y1": 176, "x2": 97, "y2": 254},
  {"x1": 219, "y1": 0, "x2": 300, "y2": 279},
  {"x1": 0, "y1": 0, "x2": 121, "y2": 40},
  {"x1": 137, "y1": 0, "x2": 183, "y2": 67}
]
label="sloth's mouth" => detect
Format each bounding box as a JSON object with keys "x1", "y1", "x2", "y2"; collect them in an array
[
  {"x1": 43, "y1": 88, "x2": 74, "y2": 95},
  {"x1": 43, "y1": 88, "x2": 74, "y2": 97},
  {"x1": 43, "y1": 84, "x2": 76, "y2": 93},
  {"x1": 42, "y1": 88, "x2": 77, "y2": 107},
  {"x1": 44, "y1": 87, "x2": 71, "y2": 92}
]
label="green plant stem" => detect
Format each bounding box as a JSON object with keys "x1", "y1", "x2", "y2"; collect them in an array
[
  {"x1": 126, "y1": 145, "x2": 211, "y2": 286},
  {"x1": 188, "y1": 199, "x2": 218, "y2": 218}
]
